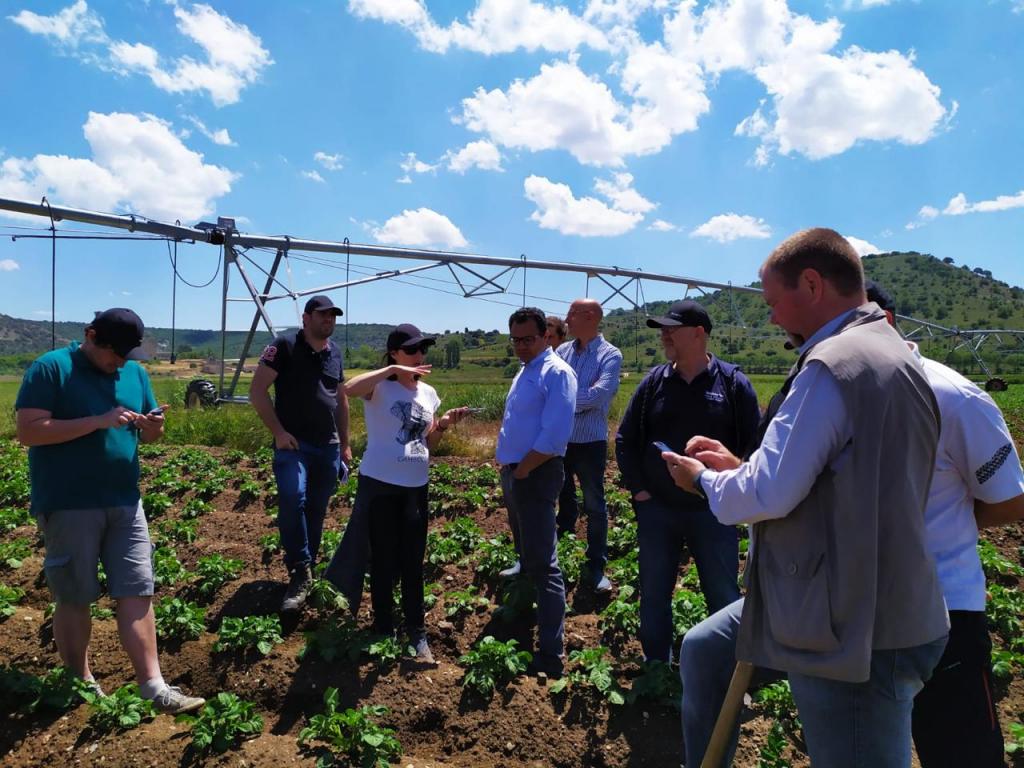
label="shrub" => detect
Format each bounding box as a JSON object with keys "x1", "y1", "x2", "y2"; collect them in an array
[
  {"x1": 549, "y1": 647, "x2": 625, "y2": 705},
  {"x1": 154, "y1": 598, "x2": 206, "y2": 641},
  {"x1": 177, "y1": 692, "x2": 264, "y2": 754},
  {"x1": 152, "y1": 546, "x2": 188, "y2": 588},
  {"x1": 194, "y1": 554, "x2": 244, "y2": 599},
  {"x1": 298, "y1": 688, "x2": 402, "y2": 768},
  {"x1": 81, "y1": 683, "x2": 155, "y2": 732},
  {"x1": 459, "y1": 636, "x2": 531, "y2": 696},
  {"x1": 215, "y1": 615, "x2": 284, "y2": 656}
]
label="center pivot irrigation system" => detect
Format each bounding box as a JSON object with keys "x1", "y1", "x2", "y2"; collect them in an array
[{"x1": 1, "y1": 195, "x2": 1021, "y2": 397}]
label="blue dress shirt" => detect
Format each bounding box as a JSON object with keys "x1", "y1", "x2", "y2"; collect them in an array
[
  {"x1": 556, "y1": 334, "x2": 622, "y2": 444},
  {"x1": 496, "y1": 347, "x2": 577, "y2": 465}
]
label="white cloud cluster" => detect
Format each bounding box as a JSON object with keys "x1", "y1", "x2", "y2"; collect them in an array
[
  {"x1": 444, "y1": 140, "x2": 504, "y2": 173},
  {"x1": 648, "y1": 219, "x2": 679, "y2": 232},
  {"x1": 372, "y1": 208, "x2": 468, "y2": 248},
  {"x1": 11, "y1": 2, "x2": 272, "y2": 107},
  {"x1": 0, "y1": 259, "x2": 19, "y2": 272},
  {"x1": 184, "y1": 115, "x2": 235, "y2": 146},
  {"x1": 8, "y1": 0, "x2": 104, "y2": 47},
  {"x1": 397, "y1": 152, "x2": 438, "y2": 184},
  {"x1": 690, "y1": 213, "x2": 771, "y2": 243},
  {"x1": 0, "y1": 112, "x2": 237, "y2": 222},
  {"x1": 843, "y1": 234, "x2": 881, "y2": 256},
  {"x1": 356, "y1": 0, "x2": 951, "y2": 168},
  {"x1": 314, "y1": 152, "x2": 345, "y2": 171},
  {"x1": 523, "y1": 174, "x2": 652, "y2": 237},
  {"x1": 301, "y1": 170, "x2": 325, "y2": 183},
  {"x1": 907, "y1": 189, "x2": 1024, "y2": 229},
  {"x1": 348, "y1": 0, "x2": 608, "y2": 55}
]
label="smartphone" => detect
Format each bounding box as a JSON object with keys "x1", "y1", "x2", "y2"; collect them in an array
[
  {"x1": 652, "y1": 440, "x2": 672, "y2": 453},
  {"x1": 149, "y1": 406, "x2": 167, "y2": 416},
  {"x1": 465, "y1": 407, "x2": 485, "y2": 414}
]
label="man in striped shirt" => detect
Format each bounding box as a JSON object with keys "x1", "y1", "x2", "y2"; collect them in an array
[{"x1": 555, "y1": 299, "x2": 623, "y2": 592}]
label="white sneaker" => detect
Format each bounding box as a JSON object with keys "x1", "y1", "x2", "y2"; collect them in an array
[
  {"x1": 149, "y1": 685, "x2": 206, "y2": 715},
  {"x1": 499, "y1": 560, "x2": 521, "y2": 579}
]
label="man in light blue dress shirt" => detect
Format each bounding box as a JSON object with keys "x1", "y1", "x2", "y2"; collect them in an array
[
  {"x1": 496, "y1": 307, "x2": 577, "y2": 676},
  {"x1": 555, "y1": 299, "x2": 622, "y2": 592}
]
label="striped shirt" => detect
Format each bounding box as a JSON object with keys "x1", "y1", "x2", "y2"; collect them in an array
[{"x1": 557, "y1": 334, "x2": 623, "y2": 444}]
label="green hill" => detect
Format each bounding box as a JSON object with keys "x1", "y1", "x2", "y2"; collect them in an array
[{"x1": 4, "y1": 252, "x2": 1024, "y2": 377}]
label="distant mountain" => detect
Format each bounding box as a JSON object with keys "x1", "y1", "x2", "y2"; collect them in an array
[{"x1": 4, "y1": 252, "x2": 1024, "y2": 376}]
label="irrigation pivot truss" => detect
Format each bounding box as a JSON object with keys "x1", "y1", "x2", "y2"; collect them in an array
[{"x1": 2, "y1": 195, "x2": 1022, "y2": 394}]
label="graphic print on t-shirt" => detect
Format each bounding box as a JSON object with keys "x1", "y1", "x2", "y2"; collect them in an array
[{"x1": 391, "y1": 400, "x2": 431, "y2": 456}]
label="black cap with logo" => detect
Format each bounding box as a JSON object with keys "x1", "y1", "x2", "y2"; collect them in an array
[
  {"x1": 90, "y1": 308, "x2": 148, "y2": 360},
  {"x1": 645, "y1": 300, "x2": 713, "y2": 333},
  {"x1": 303, "y1": 295, "x2": 343, "y2": 316}
]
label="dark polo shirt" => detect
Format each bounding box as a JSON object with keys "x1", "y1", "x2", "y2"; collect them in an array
[
  {"x1": 615, "y1": 356, "x2": 760, "y2": 509},
  {"x1": 258, "y1": 330, "x2": 344, "y2": 446}
]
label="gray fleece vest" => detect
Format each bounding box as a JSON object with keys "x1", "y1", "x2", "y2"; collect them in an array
[{"x1": 736, "y1": 306, "x2": 949, "y2": 683}]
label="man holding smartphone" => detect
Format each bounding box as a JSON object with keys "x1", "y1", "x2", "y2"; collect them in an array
[
  {"x1": 15, "y1": 308, "x2": 204, "y2": 714},
  {"x1": 614, "y1": 300, "x2": 760, "y2": 662}
]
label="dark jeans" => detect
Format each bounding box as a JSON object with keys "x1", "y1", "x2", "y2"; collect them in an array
[
  {"x1": 501, "y1": 459, "x2": 567, "y2": 658},
  {"x1": 635, "y1": 495, "x2": 739, "y2": 661},
  {"x1": 359, "y1": 477, "x2": 429, "y2": 640},
  {"x1": 912, "y1": 610, "x2": 1006, "y2": 768},
  {"x1": 273, "y1": 440, "x2": 341, "y2": 570},
  {"x1": 556, "y1": 440, "x2": 608, "y2": 582}
]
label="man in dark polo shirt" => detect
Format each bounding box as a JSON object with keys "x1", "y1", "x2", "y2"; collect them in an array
[
  {"x1": 251, "y1": 295, "x2": 351, "y2": 612},
  {"x1": 614, "y1": 300, "x2": 759, "y2": 662}
]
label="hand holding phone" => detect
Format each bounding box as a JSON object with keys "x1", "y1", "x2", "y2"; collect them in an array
[
  {"x1": 652, "y1": 440, "x2": 672, "y2": 453},
  {"x1": 149, "y1": 406, "x2": 167, "y2": 416}
]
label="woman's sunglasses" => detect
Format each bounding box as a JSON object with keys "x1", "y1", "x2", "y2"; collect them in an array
[{"x1": 400, "y1": 342, "x2": 433, "y2": 354}]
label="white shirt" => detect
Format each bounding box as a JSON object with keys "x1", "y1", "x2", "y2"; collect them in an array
[
  {"x1": 917, "y1": 350, "x2": 1024, "y2": 610},
  {"x1": 359, "y1": 379, "x2": 441, "y2": 488}
]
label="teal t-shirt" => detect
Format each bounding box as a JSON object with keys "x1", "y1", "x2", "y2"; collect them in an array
[{"x1": 15, "y1": 342, "x2": 157, "y2": 515}]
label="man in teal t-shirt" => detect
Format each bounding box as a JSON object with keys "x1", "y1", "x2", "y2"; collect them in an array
[{"x1": 15, "y1": 308, "x2": 204, "y2": 715}]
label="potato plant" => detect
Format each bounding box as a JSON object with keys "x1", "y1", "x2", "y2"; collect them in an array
[
  {"x1": 459, "y1": 636, "x2": 532, "y2": 696},
  {"x1": 215, "y1": 615, "x2": 284, "y2": 656},
  {"x1": 298, "y1": 688, "x2": 401, "y2": 768},
  {"x1": 177, "y1": 692, "x2": 264, "y2": 754}
]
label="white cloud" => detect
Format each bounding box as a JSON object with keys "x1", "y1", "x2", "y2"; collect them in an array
[
  {"x1": 593, "y1": 172, "x2": 656, "y2": 214},
  {"x1": 184, "y1": 115, "x2": 235, "y2": 146},
  {"x1": 943, "y1": 190, "x2": 1024, "y2": 215},
  {"x1": 459, "y1": 56, "x2": 708, "y2": 167},
  {"x1": 372, "y1": 208, "x2": 467, "y2": 248},
  {"x1": 444, "y1": 140, "x2": 504, "y2": 173},
  {"x1": 523, "y1": 175, "x2": 644, "y2": 237},
  {"x1": 584, "y1": 0, "x2": 671, "y2": 26},
  {"x1": 0, "y1": 112, "x2": 237, "y2": 222},
  {"x1": 843, "y1": 234, "x2": 880, "y2": 256},
  {"x1": 8, "y1": 0, "x2": 105, "y2": 47},
  {"x1": 397, "y1": 152, "x2": 438, "y2": 183},
  {"x1": 690, "y1": 213, "x2": 771, "y2": 243},
  {"x1": 907, "y1": 189, "x2": 1024, "y2": 229},
  {"x1": 348, "y1": 0, "x2": 608, "y2": 55},
  {"x1": 648, "y1": 219, "x2": 679, "y2": 232},
  {"x1": 314, "y1": 152, "x2": 344, "y2": 171},
  {"x1": 842, "y1": 0, "x2": 895, "y2": 8},
  {"x1": 301, "y1": 170, "x2": 325, "y2": 183},
  {"x1": 109, "y1": 3, "x2": 272, "y2": 106},
  {"x1": 0, "y1": 259, "x2": 19, "y2": 271}
]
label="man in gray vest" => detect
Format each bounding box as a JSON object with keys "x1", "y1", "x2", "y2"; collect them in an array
[{"x1": 664, "y1": 228, "x2": 949, "y2": 767}]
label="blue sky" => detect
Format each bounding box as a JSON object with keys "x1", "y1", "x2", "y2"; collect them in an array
[{"x1": 1, "y1": 0, "x2": 1022, "y2": 335}]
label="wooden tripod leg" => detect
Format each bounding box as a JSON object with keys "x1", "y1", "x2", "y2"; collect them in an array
[{"x1": 699, "y1": 661, "x2": 755, "y2": 768}]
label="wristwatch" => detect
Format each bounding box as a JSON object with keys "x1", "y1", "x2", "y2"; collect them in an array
[{"x1": 693, "y1": 469, "x2": 709, "y2": 501}]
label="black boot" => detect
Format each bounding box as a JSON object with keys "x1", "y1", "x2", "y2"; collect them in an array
[{"x1": 281, "y1": 563, "x2": 312, "y2": 613}]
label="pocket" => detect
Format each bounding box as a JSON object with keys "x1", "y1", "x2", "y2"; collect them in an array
[{"x1": 759, "y1": 550, "x2": 841, "y2": 653}]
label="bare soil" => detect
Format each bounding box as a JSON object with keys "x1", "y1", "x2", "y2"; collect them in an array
[{"x1": 1, "y1": 447, "x2": 1022, "y2": 768}]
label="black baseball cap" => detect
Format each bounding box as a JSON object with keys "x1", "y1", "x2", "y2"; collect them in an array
[
  {"x1": 304, "y1": 295, "x2": 343, "y2": 316},
  {"x1": 646, "y1": 300, "x2": 713, "y2": 333},
  {"x1": 865, "y1": 280, "x2": 896, "y2": 313},
  {"x1": 90, "y1": 308, "x2": 147, "y2": 360},
  {"x1": 387, "y1": 323, "x2": 436, "y2": 351}
]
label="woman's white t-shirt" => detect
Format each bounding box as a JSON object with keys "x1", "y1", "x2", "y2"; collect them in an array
[{"x1": 359, "y1": 378, "x2": 441, "y2": 488}]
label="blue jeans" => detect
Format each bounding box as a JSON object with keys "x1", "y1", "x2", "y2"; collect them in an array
[
  {"x1": 556, "y1": 440, "x2": 609, "y2": 583},
  {"x1": 501, "y1": 459, "x2": 567, "y2": 658},
  {"x1": 679, "y1": 598, "x2": 949, "y2": 768},
  {"x1": 273, "y1": 440, "x2": 341, "y2": 571},
  {"x1": 636, "y1": 496, "x2": 739, "y2": 662}
]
